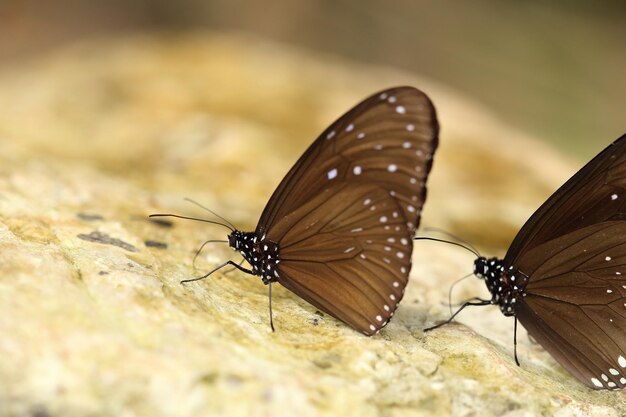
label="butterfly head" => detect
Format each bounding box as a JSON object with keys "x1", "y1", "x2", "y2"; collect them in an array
[{"x1": 227, "y1": 230, "x2": 244, "y2": 250}]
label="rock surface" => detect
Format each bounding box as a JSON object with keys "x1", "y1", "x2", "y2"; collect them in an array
[{"x1": 0, "y1": 32, "x2": 624, "y2": 416}]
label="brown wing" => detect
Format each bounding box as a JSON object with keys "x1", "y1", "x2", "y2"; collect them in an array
[
  {"x1": 516, "y1": 222, "x2": 626, "y2": 389},
  {"x1": 272, "y1": 184, "x2": 412, "y2": 335},
  {"x1": 505, "y1": 134, "x2": 626, "y2": 267},
  {"x1": 256, "y1": 86, "x2": 438, "y2": 238}
]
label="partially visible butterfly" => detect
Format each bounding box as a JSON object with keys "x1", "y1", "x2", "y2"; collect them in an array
[
  {"x1": 426, "y1": 133, "x2": 626, "y2": 389},
  {"x1": 153, "y1": 86, "x2": 439, "y2": 335}
]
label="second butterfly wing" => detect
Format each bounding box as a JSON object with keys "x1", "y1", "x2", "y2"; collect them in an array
[{"x1": 506, "y1": 134, "x2": 626, "y2": 389}]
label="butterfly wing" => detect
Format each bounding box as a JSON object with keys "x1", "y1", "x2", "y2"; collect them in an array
[
  {"x1": 505, "y1": 134, "x2": 626, "y2": 267},
  {"x1": 272, "y1": 184, "x2": 412, "y2": 335},
  {"x1": 256, "y1": 86, "x2": 438, "y2": 238},
  {"x1": 504, "y1": 134, "x2": 626, "y2": 388},
  {"x1": 515, "y1": 222, "x2": 626, "y2": 389}
]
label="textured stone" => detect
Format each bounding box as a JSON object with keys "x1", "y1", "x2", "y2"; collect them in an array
[{"x1": 0, "y1": 33, "x2": 624, "y2": 416}]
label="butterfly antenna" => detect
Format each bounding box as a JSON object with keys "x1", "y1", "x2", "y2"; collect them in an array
[
  {"x1": 422, "y1": 227, "x2": 481, "y2": 256},
  {"x1": 149, "y1": 213, "x2": 234, "y2": 232},
  {"x1": 447, "y1": 272, "x2": 475, "y2": 315},
  {"x1": 192, "y1": 239, "x2": 229, "y2": 269},
  {"x1": 184, "y1": 198, "x2": 237, "y2": 231},
  {"x1": 413, "y1": 236, "x2": 480, "y2": 257}
]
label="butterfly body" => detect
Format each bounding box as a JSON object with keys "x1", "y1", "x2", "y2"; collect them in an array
[
  {"x1": 218, "y1": 86, "x2": 439, "y2": 336},
  {"x1": 474, "y1": 257, "x2": 529, "y2": 317},
  {"x1": 447, "y1": 134, "x2": 626, "y2": 390},
  {"x1": 228, "y1": 230, "x2": 280, "y2": 284}
]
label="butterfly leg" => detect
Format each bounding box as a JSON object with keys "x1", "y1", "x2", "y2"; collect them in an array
[
  {"x1": 192, "y1": 239, "x2": 228, "y2": 269},
  {"x1": 223, "y1": 257, "x2": 245, "y2": 276},
  {"x1": 268, "y1": 282, "x2": 275, "y2": 332},
  {"x1": 181, "y1": 260, "x2": 253, "y2": 284},
  {"x1": 424, "y1": 299, "x2": 491, "y2": 332},
  {"x1": 513, "y1": 316, "x2": 521, "y2": 366}
]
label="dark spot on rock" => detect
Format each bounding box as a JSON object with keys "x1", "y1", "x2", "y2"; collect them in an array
[
  {"x1": 309, "y1": 318, "x2": 319, "y2": 326},
  {"x1": 312, "y1": 359, "x2": 333, "y2": 369},
  {"x1": 199, "y1": 372, "x2": 218, "y2": 384},
  {"x1": 77, "y1": 231, "x2": 138, "y2": 252},
  {"x1": 98, "y1": 271, "x2": 109, "y2": 275},
  {"x1": 261, "y1": 388, "x2": 273, "y2": 402},
  {"x1": 148, "y1": 218, "x2": 174, "y2": 228},
  {"x1": 31, "y1": 406, "x2": 51, "y2": 417},
  {"x1": 76, "y1": 212, "x2": 104, "y2": 221},
  {"x1": 145, "y1": 240, "x2": 167, "y2": 249},
  {"x1": 314, "y1": 310, "x2": 324, "y2": 317}
]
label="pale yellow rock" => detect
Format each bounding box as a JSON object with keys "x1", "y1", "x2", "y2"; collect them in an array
[{"x1": 0, "y1": 32, "x2": 624, "y2": 416}]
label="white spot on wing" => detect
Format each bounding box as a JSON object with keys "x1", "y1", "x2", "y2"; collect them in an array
[
  {"x1": 612, "y1": 193, "x2": 618, "y2": 200},
  {"x1": 345, "y1": 123, "x2": 354, "y2": 132},
  {"x1": 406, "y1": 123, "x2": 415, "y2": 131},
  {"x1": 395, "y1": 105, "x2": 406, "y2": 114},
  {"x1": 619, "y1": 355, "x2": 626, "y2": 367},
  {"x1": 606, "y1": 256, "x2": 612, "y2": 261},
  {"x1": 326, "y1": 130, "x2": 336, "y2": 140},
  {"x1": 353, "y1": 166, "x2": 362, "y2": 175},
  {"x1": 591, "y1": 378, "x2": 603, "y2": 388},
  {"x1": 357, "y1": 132, "x2": 365, "y2": 139},
  {"x1": 379, "y1": 216, "x2": 388, "y2": 223},
  {"x1": 327, "y1": 168, "x2": 338, "y2": 180}
]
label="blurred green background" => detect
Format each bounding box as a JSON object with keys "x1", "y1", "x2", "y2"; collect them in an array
[{"x1": 1, "y1": 0, "x2": 623, "y2": 158}]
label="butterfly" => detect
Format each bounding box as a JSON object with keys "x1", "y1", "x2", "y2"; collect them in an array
[
  {"x1": 426, "y1": 133, "x2": 626, "y2": 389},
  {"x1": 153, "y1": 86, "x2": 439, "y2": 335}
]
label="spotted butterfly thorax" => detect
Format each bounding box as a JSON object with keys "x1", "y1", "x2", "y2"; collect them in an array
[
  {"x1": 158, "y1": 87, "x2": 439, "y2": 336},
  {"x1": 428, "y1": 133, "x2": 626, "y2": 390}
]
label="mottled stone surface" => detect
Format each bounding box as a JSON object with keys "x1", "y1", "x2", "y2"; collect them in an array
[{"x1": 0, "y1": 33, "x2": 624, "y2": 416}]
